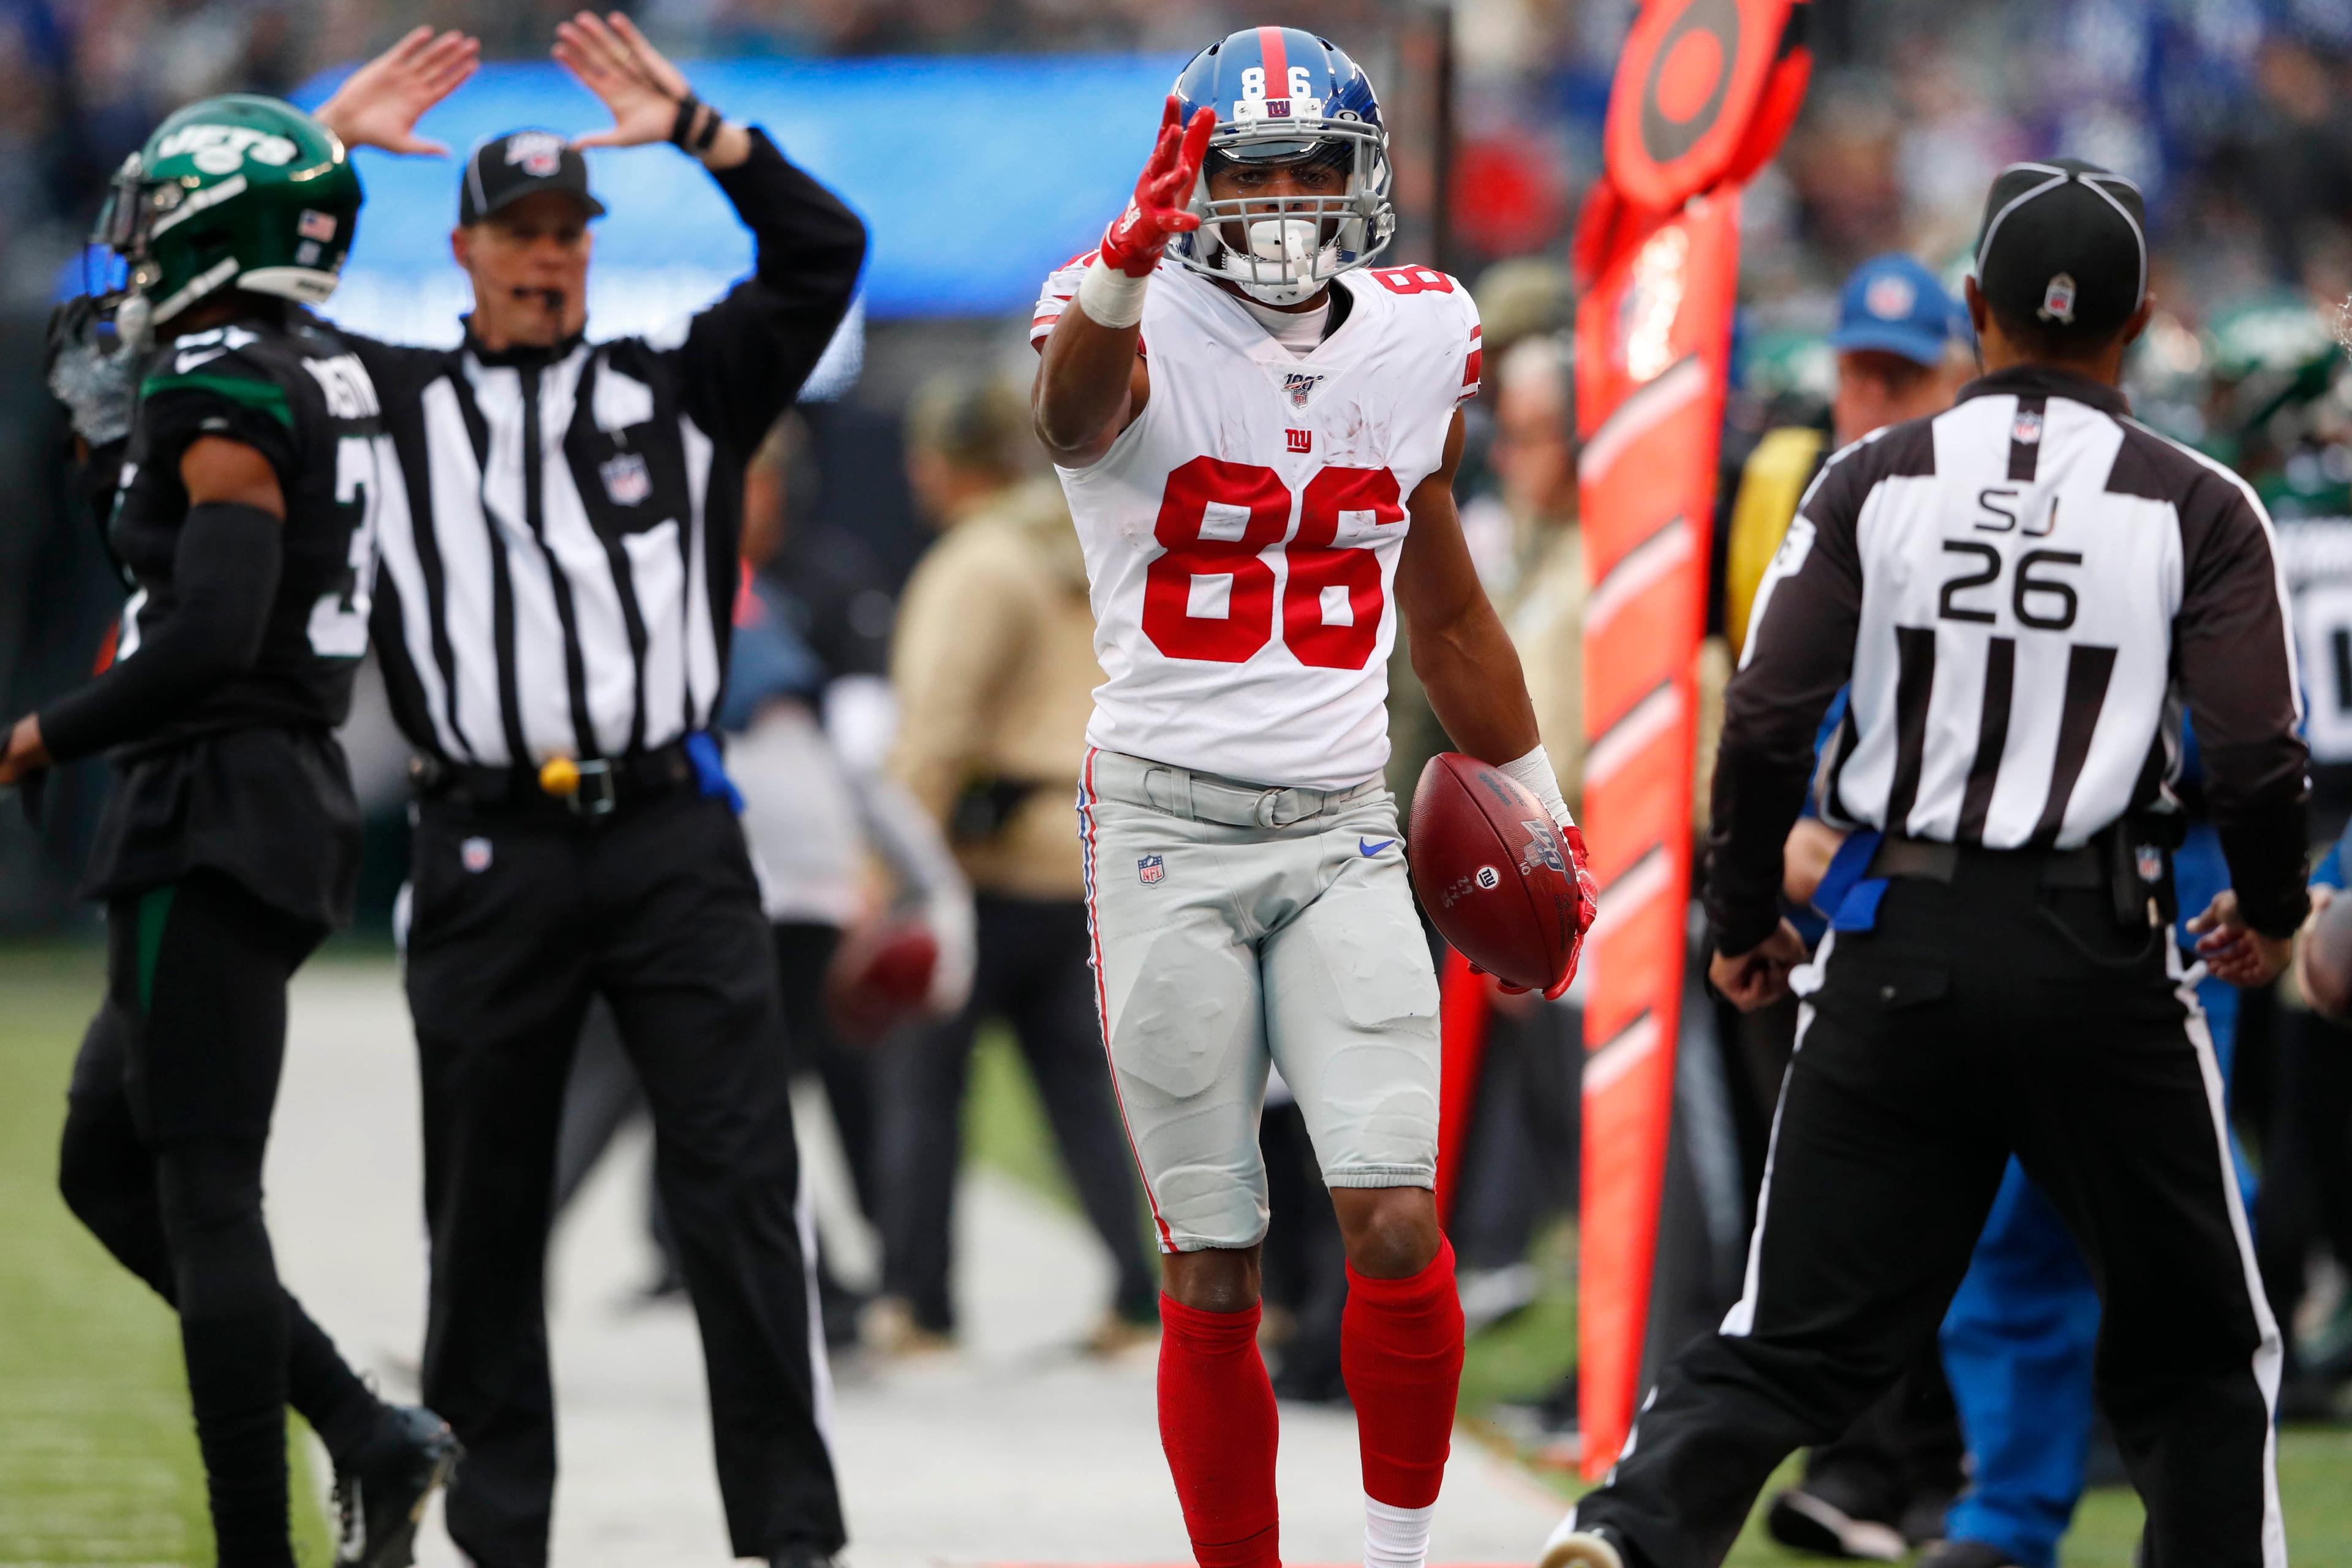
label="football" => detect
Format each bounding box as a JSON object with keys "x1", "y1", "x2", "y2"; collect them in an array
[
  {"x1": 825, "y1": 916, "x2": 941, "y2": 1043},
  {"x1": 1407, "y1": 752, "x2": 1579, "y2": 991}
]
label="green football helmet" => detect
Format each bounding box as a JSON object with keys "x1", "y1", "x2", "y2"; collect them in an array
[{"x1": 97, "y1": 94, "x2": 361, "y2": 338}]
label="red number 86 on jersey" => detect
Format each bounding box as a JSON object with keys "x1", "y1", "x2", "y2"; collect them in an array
[{"x1": 1142, "y1": 454, "x2": 1406, "y2": 671}]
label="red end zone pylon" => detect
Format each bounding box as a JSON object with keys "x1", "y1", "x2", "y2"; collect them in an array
[{"x1": 1571, "y1": 0, "x2": 1811, "y2": 1481}]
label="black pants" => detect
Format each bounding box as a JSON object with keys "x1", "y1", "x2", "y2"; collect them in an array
[
  {"x1": 59, "y1": 872, "x2": 380, "y2": 1567},
  {"x1": 405, "y1": 791, "x2": 842, "y2": 1567},
  {"x1": 1738, "y1": 982, "x2": 1964, "y2": 1528},
  {"x1": 549, "y1": 925, "x2": 875, "y2": 1321},
  {"x1": 875, "y1": 892, "x2": 1156, "y2": 1332},
  {"x1": 2254, "y1": 1005, "x2": 2352, "y2": 1389},
  {"x1": 1795, "y1": 1352, "x2": 1963, "y2": 1529},
  {"x1": 1574, "y1": 857, "x2": 2280, "y2": 1568}
]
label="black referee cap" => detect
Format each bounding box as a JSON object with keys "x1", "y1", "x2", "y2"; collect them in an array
[{"x1": 1973, "y1": 159, "x2": 2147, "y2": 341}]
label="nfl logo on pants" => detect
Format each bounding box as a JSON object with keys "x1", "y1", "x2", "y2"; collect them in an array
[{"x1": 1137, "y1": 854, "x2": 1165, "y2": 886}]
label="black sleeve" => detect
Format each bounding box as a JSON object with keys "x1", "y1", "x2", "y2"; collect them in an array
[
  {"x1": 37, "y1": 502, "x2": 285, "y2": 763},
  {"x1": 342, "y1": 331, "x2": 448, "y2": 413},
  {"x1": 136, "y1": 383, "x2": 301, "y2": 499},
  {"x1": 2174, "y1": 471, "x2": 2310, "y2": 938},
  {"x1": 677, "y1": 128, "x2": 868, "y2": 454},
  {"x1": 1704, "y1": 442, "x2": 1872, "y2": 954}
]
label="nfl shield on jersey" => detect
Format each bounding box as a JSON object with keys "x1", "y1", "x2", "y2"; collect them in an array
[{"x1": 1033, "y1": 257, "x2": 1482, "y2": 791}]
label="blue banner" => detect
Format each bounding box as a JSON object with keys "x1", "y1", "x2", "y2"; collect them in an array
[{"x1": 290, "y1": 52, "x2": 1186, "y2": 343}]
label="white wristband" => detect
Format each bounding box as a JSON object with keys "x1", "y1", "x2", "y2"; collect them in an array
[
  {"x1": 1076, "y1": 257, "x2": 1150, "y2": 330},
  {"x1": 1500, "y1": 745, "x2": 1574, "y2": 833}
]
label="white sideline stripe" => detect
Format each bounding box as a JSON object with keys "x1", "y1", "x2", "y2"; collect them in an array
[
  {"x1": 796, "y1": 1143, "x2": 835, "y2": 1442},
  {"x1": 1588, "y1": 846, "x2": 1672, "y2": 944},
  {"x1": 1722, "y1": 930, "x2": 1837, "y2": 1338},
  {"x1": 1585, "y1": 517, "x2": 1695, "y2": 640},
  {"x1": 1578, "y1": 355, "x2": 1706, "y2": 489},
  {"x1": 2168, "y1": 943, "x2": 2288, "y2": 1567},
  {"x1": 1582, "y1": 1012, "x2": 1660, "y2": 1099},
  {"x1": 1585, "y1": 685, "x2": 1683, "y2": 794}
]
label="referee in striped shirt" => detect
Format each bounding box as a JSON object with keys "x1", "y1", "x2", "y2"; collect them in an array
[
  {"x1": 314, "y1": 18, "x2": 863, "y2": 1568},
  {"x1": 1544, "y1": 160, "x2": 2305, "y2": 1568}
]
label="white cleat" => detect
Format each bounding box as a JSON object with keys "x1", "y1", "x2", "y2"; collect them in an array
[{"x1": 1538, "y1": 1522, "x2": 1626, "y2": 1568}]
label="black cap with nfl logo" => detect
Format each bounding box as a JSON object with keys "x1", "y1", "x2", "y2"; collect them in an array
[
  {"x1": 1973, "y1": 157, "x2": 2147, "y2": 341},
  {"x1": 459, "y1": 128, "x2": 609, "y2": 226}
]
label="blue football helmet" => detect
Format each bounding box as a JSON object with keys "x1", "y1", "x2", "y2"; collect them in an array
[{"x1": 1168, "y1": 26, "x2": 1395, "y2": 306}]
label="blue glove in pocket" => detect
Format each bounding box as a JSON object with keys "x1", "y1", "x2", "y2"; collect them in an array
[{"x1": 684, "y1": 731, "x2": 744, "y2": 815}]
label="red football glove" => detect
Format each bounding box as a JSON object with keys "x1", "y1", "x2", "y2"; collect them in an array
[
  {"x1": 1098, "y1": 95, "x2": 1215, "y2": 278},
  {"x1": 1556, "y1": 823, "x2": 1600, "y2": 997}
]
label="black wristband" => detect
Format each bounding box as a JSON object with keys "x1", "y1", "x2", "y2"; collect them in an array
[
  {"x1": 692, "y1": 104, "x2": 723, "y2": 152},
  {"x1": 669, "y1": 93, "x2": 703, "y2": 149}
]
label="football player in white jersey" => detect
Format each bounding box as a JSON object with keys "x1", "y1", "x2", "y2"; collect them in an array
[{"x1": 1031, "y1": 28, "x2": 1597, "y2": 1568}]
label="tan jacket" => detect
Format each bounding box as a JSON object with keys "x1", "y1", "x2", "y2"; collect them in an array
[{"x1": 888, "y1": 479, "x2": 1101, "y2": 900}]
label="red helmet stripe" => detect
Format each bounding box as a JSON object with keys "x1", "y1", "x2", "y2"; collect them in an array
[{"x1": 1257, "y1": 25, "x2": 1290, "y2": 92}]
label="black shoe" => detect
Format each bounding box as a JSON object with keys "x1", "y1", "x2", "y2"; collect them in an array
[
  {"x1": 334, "y1": 1404, "x2": 462, "y2": 1568},
  {"x1": 1898, "y1": 1487, "x2": 1959, "y2": 1547},
  {"x1": 1917, "y1": 1541, "x2": 2026, "y2": 1568},
  {"x1": 1765, "y1": 1482, "x2": 1907, "y2": 1561}
]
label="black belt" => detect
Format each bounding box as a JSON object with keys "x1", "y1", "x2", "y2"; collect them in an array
[
  {"x1": 410, "y1": 740, "x2": 694, "y2": 821},
  {"x1": 1866, "y1": 826, "x2": 2169, "y2": 930},
  {"x1": 1864, "y1": 835, "x2": 2105, "y2": 888}
]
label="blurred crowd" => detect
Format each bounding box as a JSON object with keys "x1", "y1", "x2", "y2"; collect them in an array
[
  {"x1": 9, "y1": 0, "x2": 2352, "y2": 307},
  {"x1": 4, "y1": 0, "x2": 2352, "y2": 1553}
]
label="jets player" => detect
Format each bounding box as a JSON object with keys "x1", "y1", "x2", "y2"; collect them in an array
[
  {"x1": 2, "y1": 64, "x2": 472, "y2": 1568},
  {"x1": 1032, "y1": 29, "x2": 1597, "y2": 1568}
]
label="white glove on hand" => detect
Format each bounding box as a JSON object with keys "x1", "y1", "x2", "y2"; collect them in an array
[{"x1": 1498, "y1": 744, "x2": 1575, "y2": 835}]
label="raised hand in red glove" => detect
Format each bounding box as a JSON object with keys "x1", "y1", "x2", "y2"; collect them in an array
[{"x1": 1099, "y1": 94, "x2": 1216, "y2": 277}]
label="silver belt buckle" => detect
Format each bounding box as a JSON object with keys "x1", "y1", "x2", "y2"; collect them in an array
[{"x1": 570, "y1": 758, "x2": 619, "y2": 818}]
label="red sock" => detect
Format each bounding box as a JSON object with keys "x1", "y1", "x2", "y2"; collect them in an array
[
  {"x1": 1341, "y1": 1236, "x2": 1466, "y2": 1510},
  {"x1": 1157, "y1": 1293, "x2": 1280, "y2": 1568}
]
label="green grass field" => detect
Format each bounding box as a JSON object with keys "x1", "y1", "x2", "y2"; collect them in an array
[
  {"x1": 4, "y1": 951, "x2": 2345, "y2": 1564},
  {"x1": 0, "y1": 947, "x2": 331, "y2": 1566},
  {"x1": 967, "y1": 1029, "x2": 2352, "y2": 1566}
]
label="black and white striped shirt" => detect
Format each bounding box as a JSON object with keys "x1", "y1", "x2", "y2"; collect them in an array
[
  {"x1": 1710, "y1": 364, "x2": 2311, "y2": 950},
  {"x1": 351, "y1": 130, "x2": 865, "y2": 771}
]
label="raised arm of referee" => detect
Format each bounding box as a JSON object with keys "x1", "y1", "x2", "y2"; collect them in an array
[
  {"x1": 1544, "y1": 161, "x2": 2305, "y2": 1568},
  {"x1": 314, "y1": 18, "x2": 865, "y2": 1568}
]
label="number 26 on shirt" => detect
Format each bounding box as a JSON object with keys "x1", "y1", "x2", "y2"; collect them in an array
[{"x1": 1142, "y1": 454, "x2": 1406, "y2": 671}]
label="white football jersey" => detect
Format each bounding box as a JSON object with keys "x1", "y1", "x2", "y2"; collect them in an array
[{"x1": 1033, "y1": 255, "x2": 1482, "y2": 790}]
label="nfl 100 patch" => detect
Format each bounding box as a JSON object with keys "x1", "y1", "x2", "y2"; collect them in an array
[
  {"x1": 600, "y1": 451, "x2": 652, "y2": 507},
  {"x1": 1280, "y1": 369, "x2": 1327, "y2": 410},
  {"x1": 505, "y1": 130, "x2": 566, "y2": 178}
]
